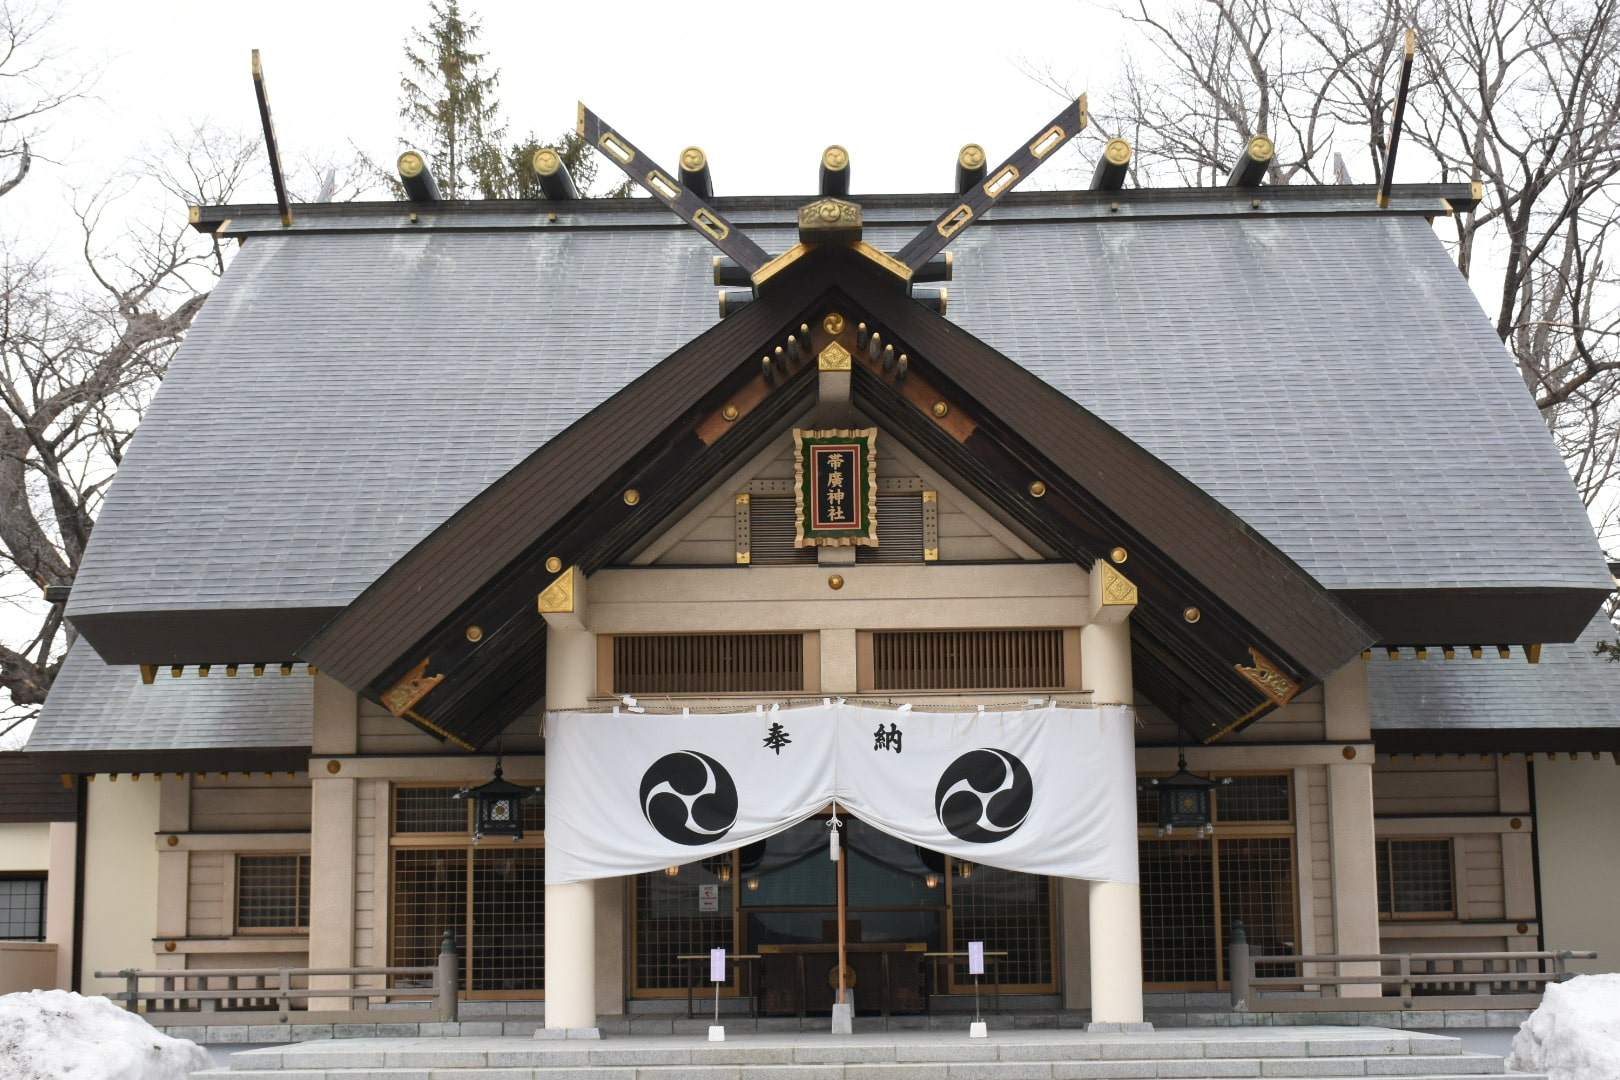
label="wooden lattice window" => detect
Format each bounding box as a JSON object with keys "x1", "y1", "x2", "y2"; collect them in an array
[
  {"x1": 1377, "y1": 839, "x2": 1455, "y2": 919},
  {"x1": 950, "y1": 864, "x2": 1056, "y2": 990},
  {"x1": 633, "y1": 859, "x2": 736, "y2": 994},
  {"x1": 864, "y1": 629, "x2": 1073, "y2": 692},
  {"x1": 1137, "y1": 773, "x2": 1298, "y2": 989},
  {"x1": 236, "y1": 855, "x2": 310, "y2": 932},
  {"x1": 390, "y1": 786, "x2": 546, "y2": 997},
  {"x1": 610, "y1": 633, "x2": 806, "y2": 695},
  {"x1": 1139, "y1": 836, "x2": 1298, "y2": 987}
]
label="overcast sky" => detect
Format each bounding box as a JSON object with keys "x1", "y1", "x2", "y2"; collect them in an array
[{"x1": 11, "y1": 0, "x2": 1118, "y2": 239}]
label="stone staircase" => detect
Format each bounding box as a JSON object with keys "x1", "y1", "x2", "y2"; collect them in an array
[{"x1": 200, "y1": 1026, "x2": 1542, "y2": 1079}]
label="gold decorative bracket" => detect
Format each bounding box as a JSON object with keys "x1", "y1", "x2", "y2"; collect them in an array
[
  {"x1": 538, "y1": 565, "x2": 588, "y2": 630},
  {"x1": 1235, "y1": 648, "x2": 1300, "y2": 707},
  {"x1": 1089, "y1": 559, "x2": 1138, "y2": 623},
  {"x1": 798, "y1": 198, "x2": 862, "y2": 245},
  {"x1": 383, "y1": 657, "x2": 444, "y2": 717},
  {"x1": 819, "y1": 341, "x2": 853, "y2": 371}
]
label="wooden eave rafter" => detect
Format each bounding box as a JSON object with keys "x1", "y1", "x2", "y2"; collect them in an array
[{"x1": 302, "y1": 246, "x2": 1374, "y2": 748}]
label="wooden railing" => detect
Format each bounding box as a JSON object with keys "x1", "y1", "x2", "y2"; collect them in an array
[
  {"x1": 1228, "y1": 922, "x2": 1596, "y2": 1012},
  {"x1": 96, "y1": 931, "x2": 459, "y2": 1024}
]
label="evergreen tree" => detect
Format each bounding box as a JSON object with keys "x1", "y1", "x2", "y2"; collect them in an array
[
  {"x1": 394, "y1": 2, "x2": 630, "y2": 199},
  {"x1": 398, "y1": 0, "x2": 503, "y2": 199}
]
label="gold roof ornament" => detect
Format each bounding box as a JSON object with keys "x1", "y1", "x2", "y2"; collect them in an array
[{"x1": 798, "y1": 198, "x2": 862, "y2": 245}]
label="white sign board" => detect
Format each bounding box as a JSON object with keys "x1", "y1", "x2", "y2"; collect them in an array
[
  {"x1": 698, "y1": 884, "x2": 720, "y2": 912},
  {"x1": 710, "y1": 947, "x2": 727, "y2": 982},
  {"x1": 968, "y1": 940, "x2": 985, "y2": 975}
]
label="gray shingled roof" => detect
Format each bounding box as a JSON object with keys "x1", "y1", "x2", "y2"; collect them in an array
[
  {"x1": 1367, "y1": 612, "x2": 1620, "y2": 743},
  {"x1": 27, "y1": 644, "x2": 312, "y2": 767},
  {"x1": 63, "y1": 190, "x2": 1605, "y2": 635}
]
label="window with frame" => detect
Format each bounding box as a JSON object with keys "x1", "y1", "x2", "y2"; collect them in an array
[
  {"x1": 1376, "y1": 839, "x2": 1455, "y2": 919},
  {"x1": 0, "y1": 875, "x2": 46, "y2": 941},
  {"x1": 236, "y1": 855, "x2": 310, "y2": 932}
]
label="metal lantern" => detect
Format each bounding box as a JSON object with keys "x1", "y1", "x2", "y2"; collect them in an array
[
  {"x1": 1142, "y1": 751, "x2": 1230, "y2": 838},
  {"x1": 454, "y1": 761, "x2": 535, "y2": 844}
]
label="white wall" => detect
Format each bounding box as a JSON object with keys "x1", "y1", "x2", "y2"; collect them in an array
[
  {"x1": 0, "y1": 821, "x2": 49, "y2": 871},
  {"x1": 80, "y1": 777, "x2": 160, "y2": 993},
  {"x1": 1534, "y1": 758, "x2": 1620, "y2": 975}
]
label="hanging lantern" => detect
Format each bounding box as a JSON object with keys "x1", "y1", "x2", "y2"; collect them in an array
[
  {"x1": 453, "y1": 757, "x2": 536, "y2": 843},
  {"x1": 1142, "y1": 750, "x2": 1230, "y2": 838}
]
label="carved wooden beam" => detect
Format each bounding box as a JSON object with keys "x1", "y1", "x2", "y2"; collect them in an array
[
  {"x1": 578, "y1": 103, "x2": 771, "y2": 272},
  {"x1": 1377, "y1": 29, "x2": 1417, "y2": 208},
  {"x1": 895, "y1": 95, "x2": 1088, "y2": 272},
  {"x1": 249, "y1": 50, "x2": 293, "y2": 227}
]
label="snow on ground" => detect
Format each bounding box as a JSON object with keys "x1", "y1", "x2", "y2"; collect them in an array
[
  {"x1": 1508, "y1": 972, "x2": 1620, "y2": 1080},
  {"x1": 0, "y1": 989, "x2": 213, "y2": 1080}
]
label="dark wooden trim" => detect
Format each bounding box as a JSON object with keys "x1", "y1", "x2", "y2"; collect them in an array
[
  {"x1": 24, "y1": 747, "x2": 310, "y2": 776},
  {"x1": 67, "y1": 608, "x2": 340, "y2": 668},
  {"x1": 189, "y1": 183, "x2": 1482, "y2": 236},
  {"x1": 1341, "y1": 587, "x2": 1609, "y2": 647},
  {"x1": 1375, "y1": 729, "x2": 1619, "y2": 756}
]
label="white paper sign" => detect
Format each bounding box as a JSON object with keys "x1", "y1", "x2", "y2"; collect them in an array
[
  {"x1": 710, "y1": 947, "x2": 726, "y2": 982},
  {"x1": 697, "y1": 884, "x2": 719, "y2": 912},
  {"x1": 968, "y1": 940, "x2": 985, "y2": 975}
]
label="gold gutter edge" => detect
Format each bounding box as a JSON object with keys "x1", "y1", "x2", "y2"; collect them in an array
[
  {"x1": 851, "y1": 240, "x2": 913, "y2": 284},
  {"x1": 751, "y1": 242, "x2": 815, "y2": 289},
  {"x1": 404, "y1": 709, "x2": 477, "y2": 752}
]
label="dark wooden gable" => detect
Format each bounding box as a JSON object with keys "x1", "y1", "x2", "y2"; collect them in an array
[{"x1": 301, "y1": 246, "x2": 1375, "y2": 747}]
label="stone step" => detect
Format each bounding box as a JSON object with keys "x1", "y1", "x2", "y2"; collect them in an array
[
  {"x1": 204, "y1": 1064, "x2": 1537, "y2": 1080},
  {"x1": 195, "y1": 1028, "x2": 1536, "y2": 1080}
]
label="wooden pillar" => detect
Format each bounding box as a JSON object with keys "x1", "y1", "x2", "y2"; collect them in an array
[
  {"x1": 153, "y1": 776, "x2": 190, "y2": 979},
  {"x1": 308, "y1": 775, "x2": 357, "y2": 1006},
  {"x1": 542, "y1": 567, "x2": 600, "y2": 1033},
  {"x1": 79, "y1": 776, "x2": 159, "y2": 994},
  {"x1": 46, "y1": 820, "x2": 78, "y2": 989},
  {"x1": 308, "y1": 674, "x2": 360, "y2": 1007},
  {"x1": 1324, "y1": 662, "x2": 1380, "y2": 996},
  {"x1": 1080, "y1": 559, "x2": 1144, "y2": 1025}
]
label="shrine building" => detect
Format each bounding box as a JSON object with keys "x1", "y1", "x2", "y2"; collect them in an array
[{"x1": 21, "y1": 103, "x2": 1620, "y2": 1029}]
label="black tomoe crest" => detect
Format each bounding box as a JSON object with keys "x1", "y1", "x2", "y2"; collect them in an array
[
  {"x1": 639, "y1": 751, "x2": 739, "y2": 845},
  {"x1": 935, "y1": 748, "x2": 1033, "y2": 843}
]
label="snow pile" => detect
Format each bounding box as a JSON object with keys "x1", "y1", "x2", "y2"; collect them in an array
[
  {"x1": 1508, "y1": 972, "x2": 1620, "y2": 1080},
  {"x1": 0, "y1": 989, "x2": 213, "y2": 1080}
]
